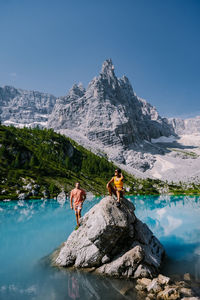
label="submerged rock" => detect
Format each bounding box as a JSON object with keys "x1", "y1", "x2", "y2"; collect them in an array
[
  {"x1": 51, "y1": 196, "x2": 165, "y2": 278},
  {"x1": 18, "y1": 193, "x2": 27, "y2": 200}
]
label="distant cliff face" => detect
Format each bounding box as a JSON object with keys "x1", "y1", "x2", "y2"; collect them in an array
[
  {"x1": 168, "y1": 116, "x2": 200, "y2": 135},
  {"x1": 0, "y1": 85, "x2": 56, "y2": 125},
  {"x1": 48, "y1": 59, "x2": 174, "y2": 147}
]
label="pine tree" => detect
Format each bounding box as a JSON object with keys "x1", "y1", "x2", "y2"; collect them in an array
[
  {"x1": 49, "y1": 182, "x2": 56, "y2": 196},
  {"x1": 14, "y1": 153, "x2": 21, "y2": 168}
]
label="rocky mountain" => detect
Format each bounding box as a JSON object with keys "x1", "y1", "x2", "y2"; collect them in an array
[
  {"x1": 168, "y1": 116, "x2": 200, "y2": 135},
  {"x1": 0, "y1": 85, "x2": 56, "y2": 126},
  {"x1": 1, "y1": 60, "x2": 200, "y2": 182},
  {"x1": 48, "y1": 59, "x2": 174, "y2": 145},
  {"x1": 3, "y1": 125, "x2": 197, "y2": 200},
  {"x1": 47, "y1": 59, "x2": 175, "y2": 171}
]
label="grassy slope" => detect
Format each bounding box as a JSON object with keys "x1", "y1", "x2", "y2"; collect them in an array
[{"x1": 0, "y1": 125, "x2": 199, "y2": 200}]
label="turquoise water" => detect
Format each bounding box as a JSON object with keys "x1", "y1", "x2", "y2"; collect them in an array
[{"x1": 0, "y1": 195, "x2": 200, "y2": 300}]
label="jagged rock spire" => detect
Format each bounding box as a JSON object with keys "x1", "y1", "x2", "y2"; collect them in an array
[
  {"x1": 47, "y1": 59, "x2": 174, "y2": 157},
  {"x1": 101, "y1": 59, "x2": 115, "y2": 75},
  {"x1": 68, "y1": 83, "x2": 85, "y2": 98},
  {"x1": 100, "y1": 59, "x2": 118, "y2": 87}
]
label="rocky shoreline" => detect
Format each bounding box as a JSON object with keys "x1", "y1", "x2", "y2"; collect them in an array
[{"x1": 135, "y1": 273, "x2": 200, "y2": 300}]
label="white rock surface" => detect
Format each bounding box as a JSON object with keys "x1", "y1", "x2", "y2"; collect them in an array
[
  {"x1": 144, "y1": 134, "x2": 200, "y2": 182},
  {"x1": 0, "y1": 85, "x2": 56, "y2": 126},
  {"x1": 51, "y1": 196, "x2": 165, "y2": 279},
  {"x1": 168, "y1": 116, "x2": 200, "y2": 135},
  {"x1": 1, "y1": 60, "x2": 200, "y2": 183},
  {"x1": 47, "y1": 59, "x2": 174, "y2": 172}
]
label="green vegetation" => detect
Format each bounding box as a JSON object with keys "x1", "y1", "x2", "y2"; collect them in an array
[
  {"x1": 168, "y1": 148, "x2": 199, "y2": 158},
  {"x1": 0, "y1": 125, "x2": 200, "y2": 200}
]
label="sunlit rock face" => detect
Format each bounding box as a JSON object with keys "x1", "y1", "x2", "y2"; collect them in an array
[
  {"x1": 48, "y1": 59, "x2": 174, "y2": 147},
  {"x1": 0, "y1": 60, "x2": 176, "y2": 173},
  {"x1": 168, "y1": 116, "x2": 200, "y2": 135},
  {"x1": 51, "y1": 196, "x2": 165, "y2": 279},
  {"x1": 0, "y1": 85, "x2": 56, "y2": 126}
]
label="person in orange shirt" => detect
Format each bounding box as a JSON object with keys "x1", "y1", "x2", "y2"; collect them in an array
[
  {"x1": 70, "y1": 182, "x2": 86, "y2": 228},
  {"x1": 106, "y1": 169, "x2": 124, "y2": 207}
]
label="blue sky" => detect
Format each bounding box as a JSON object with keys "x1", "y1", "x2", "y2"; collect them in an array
[{"x1": 0, "y1": 0, "x2": 199, "y2": 118}]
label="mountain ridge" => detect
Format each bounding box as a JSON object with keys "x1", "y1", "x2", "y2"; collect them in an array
[
  {"x1": 0, "y1": 85, "x2": 57, "y2": 127},
  {"x1": 47, "y1": 59, "x2": 175, "y2": 172},
  {"x1": 1, "y1": 59, "x2": 200, "y2": 183}
]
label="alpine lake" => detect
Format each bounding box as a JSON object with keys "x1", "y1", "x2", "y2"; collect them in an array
[{"x1": 0, "y1": 195, "x2": 200, "y2": 300}]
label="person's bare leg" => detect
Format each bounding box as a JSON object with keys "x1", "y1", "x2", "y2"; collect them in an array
[
  {"x1": 75, "y1": 212, "x2": 79, "y2": 227},
  {"x1": 107, "y1": 183, "x2": 117, "y2": 197},
  {"x1": 116, "y1": 190, "x2": 120, "y2": 203},
  {"x1": 107, "y1": 184, "x2": 113, "y2": 196},
  {"x1": 78, "y1": 209, "x2": 82, "y2": 225}
]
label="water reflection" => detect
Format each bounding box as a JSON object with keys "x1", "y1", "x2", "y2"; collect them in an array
[
  {"x1": 68, "y1": 273, "x2": 80, "y2": 300},
  {"x1": 0, "y1": 195, "x2": 200, "y2": 299},
  {"x1": 0, "y1": 266, "x2": 136, "y2": 300},
  {"x1": 131, "y1": 195, "x2": 200, "y2": 280},
  {"x1": 0, "y1": 267, "x2": 136, "y2": 300},
  {"x1": 57, "y1": 269, "x2": 136, "y2": 300}
]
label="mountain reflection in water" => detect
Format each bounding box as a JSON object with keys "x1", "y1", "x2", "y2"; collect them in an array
[
  {"x1": 132, "y1": 195, "x2": 200, "y2": 280},
  {"x1": 0, "y1": 195, "x2": 199, "y2": 300}
]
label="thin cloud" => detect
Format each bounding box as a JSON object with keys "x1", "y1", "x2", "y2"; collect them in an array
[
  {"x1": 164, "y1": 216, "x2": 182, "y2": 236},
  {"x1": 156, "y1": 207, "x2": 166, "y2": 220}
]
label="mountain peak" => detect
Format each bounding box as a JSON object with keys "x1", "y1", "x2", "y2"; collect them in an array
[
  {"x1": 68, "y1": 83, "x2": 85, "y2": 98},
  {"x1": 101, "y1": 59, "x2": 115, "y2": 77}
]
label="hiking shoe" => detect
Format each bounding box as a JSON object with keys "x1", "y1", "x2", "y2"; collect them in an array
[{"x1": 116, "y1": 202, "x2": 121, "y2": 208}]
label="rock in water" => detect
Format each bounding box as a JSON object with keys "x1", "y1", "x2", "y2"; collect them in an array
[
  {"x1": 57, "y1": 189, "x2": 67, "y2": 206},
  {"x1": 51, "y1": 196, "x2": 165, "y2": 278}
]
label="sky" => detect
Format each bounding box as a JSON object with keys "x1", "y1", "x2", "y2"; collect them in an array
[{"x1": 0, "y1": 0, "x2": 199, "y2": 118}]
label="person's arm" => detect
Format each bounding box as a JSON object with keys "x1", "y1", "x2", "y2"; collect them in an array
[
  {"x1": 106, "y1": 177, "x2": 114, "y2": 188},
  {"x1": 70, "y1": 191, "x2": 73, "y2": 209},
  {"x1": 120, "y1": 173, "x2": 124, "y2": 180},
  {"x1": 83, "y1": 191, "x2": 86, "y2": 202},
  {"x1": 81, "y1": 189, "x2": 86, "y2": 202}
]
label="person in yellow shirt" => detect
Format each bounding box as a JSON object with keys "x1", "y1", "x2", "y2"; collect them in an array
[{"x1": 106, "y1": 169, "x2": 124, "y2": 207}]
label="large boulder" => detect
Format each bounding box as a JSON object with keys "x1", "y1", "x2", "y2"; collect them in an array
[{"x1": 51, "y1": 196, "x2": 165, "y2": 279}]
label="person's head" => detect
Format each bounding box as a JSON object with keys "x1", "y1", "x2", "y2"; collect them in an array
[
  {"x1": 75, "y1": 182, "x2": 80, "y2": 189},
  {"x1": 114, "y1": 169, "x2": 121, "y2": 176}
]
